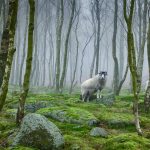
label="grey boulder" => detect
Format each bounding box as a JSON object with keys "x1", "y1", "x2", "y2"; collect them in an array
[
  {"x1": 12, "y1": 113, "x2": 64, "y2": 150},
  {"x1": 90, "y1": 127, "x2": 108, "y2": 138}
]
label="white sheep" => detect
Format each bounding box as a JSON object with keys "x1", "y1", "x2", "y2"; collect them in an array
[{"x1": 81, "y1": 71, "x2": 107, "y2": 102}]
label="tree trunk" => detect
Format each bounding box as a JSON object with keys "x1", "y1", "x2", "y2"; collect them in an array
[
  {"x1": 59, "y1": 0, "x2": 75, "y2": 92},
  {"x1": 55, "y1": 0, "x2": 64, "y2": 92},
  {"x1": 123, "y1": 0, "x2": 142, "y2": 135},
  {"x1": 16, "y1": 0, "x2": 35, "y2": 124},
  {"x1": 95, "y1": 0, "x2": 100, "y2": 75},
  {"x1": 19, "y1": 3, "x2": 29, "y2": 86},
  {"x1": 0, "y1": 1, "x2": 10, "y2": 87},
  {"x1": 137, "y1": 0, "x2": 147, "y2": 94},
  {"x1": 69, "y1": 12, "x2": 79, "y2": 94},
  {"x1": 0, "y1": 0, "x2": 18, "y2": 111},
  {"x1": 112, "y1": 0, "x2": 119, "y2": 95},
  {"x1": 144, "y1": 13, "x2": 150, "y2": 113}
]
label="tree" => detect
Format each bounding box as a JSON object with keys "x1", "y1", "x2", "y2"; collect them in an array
[
  {"x1": 55, "y1": 0, "x2": 64, "y2": 92},
  {"x1": 137, "y1": 0, "x2": 148, "y2": 94},
  {"x1": 112, "y1": 0, "x2": 119, "y2": 95},
  {"x1": 144, "y1": 3, "x2": 150, "y2": 113},
  {"x1": 16, "y1": 0, "x2": 35, "y2": 124},
  {"x1": 59, "y1": 0, "x2": 76, "y2": 92},
  {"x1": 123, "y1": 0, "x2": 142, "y2": 135},
  {"x1": 0, "y1": 0, "x2": 19, "y2": 111},
  {"x1": 95, "y1": 0, "x2": 101, "y2": 75}
]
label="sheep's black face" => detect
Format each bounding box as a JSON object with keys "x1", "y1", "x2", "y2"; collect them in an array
[{"x1": 99, "y1": 71, "x2": 107, "y2": 79}]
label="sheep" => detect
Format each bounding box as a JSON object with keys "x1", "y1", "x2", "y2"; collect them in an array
[{"x1": 81, "y1": 71, "x2": 107, "y2": 102}]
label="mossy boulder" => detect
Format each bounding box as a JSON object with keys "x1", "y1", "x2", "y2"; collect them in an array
[
  {"x1": 90, "y1": 127, "x2": 108, "y2": 138},
  {"x1": 37, "y1": 106, "x2": 98, "y2": 126},
  {"x1": 103, "y1": 133, "x2": 150, "y2": 150},
  {"x1": 12, "y1": 113, "x2": 64, "y2": 150}
]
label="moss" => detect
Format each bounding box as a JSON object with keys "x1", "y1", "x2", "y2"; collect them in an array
[
  {"x1": 6, "y1": 146, "x2": 37, "y2": 150},
  {"x1": 37, "y1": 106, "x2": 97, "y2": 125},
  {"x1": 0, "y1": 119, "x2": 15, "y2": 131},
  {"x1": 103, "y1": 133, "x2": 150, "y2": 150}
]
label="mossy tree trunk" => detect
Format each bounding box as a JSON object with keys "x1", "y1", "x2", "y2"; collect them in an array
[
  {"x1": 0, "y1": 0, "x2": 18, "y2": 111},
  {"x1": 16, "y1": 0, "x2": 35, "y2": 124},
  {"x1": 144, "y1": 10, "x2": 150, "y2": 113},
  {"x1": 0, "y1": 0, "x2": 10, "y2": 88},
  {"x1": 59, "y1": 0, "x2": 75, "y2": 92},
  {"x1": 123, "y1": 0, "x2": 142, "y2": 135},
  {"x1": 55, "y1": 0, "x2": 64, "y2": 92}
]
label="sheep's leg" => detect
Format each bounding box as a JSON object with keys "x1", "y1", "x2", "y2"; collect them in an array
[
  {"x1": 87, "y1": 95, "x2": 90, "y2": 102},
  {"x1": 82, "y1": 93, "x2": 87, "y2": 102},
  {"x1": 97, "y1": 90, "x2": 100, "y2": 99}
]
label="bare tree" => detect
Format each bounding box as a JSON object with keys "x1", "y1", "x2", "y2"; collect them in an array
[
  {"x1": 59, "y1": 0, "x2": 76, "y2": 92},
  {"x1": 16, "y1": 0, "x2": 35, "y2": 124},
  {"x1": 123, "y1": 0, "x2": 142, "y2": 135},
  {"x1": 55, "y1": 0, "x2": 64, "y2": 92},
  {"x1": 112, "y1": 0, "x2": 119, "y2": 95}
]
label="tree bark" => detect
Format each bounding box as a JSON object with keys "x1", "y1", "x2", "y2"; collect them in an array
[
  {"x1": 123, "y1": 0, "x2": 142, "y2": 135},
  {"x1": 55, "y1": 0, "x2": 64, "y2": 92},
  {"x1": 95, "y1": 0, "x2": 101, "y2": 75},
  {"x1": 137, "y1": 0, "x2": 148, "y2": 94},
  {"x1": 0, "y1": 0, "x2": 18, "y2": 111},
  {"x1": 144, "y1": 10, "x2": 150, "y2": 113},
  {"x1": 112, "y1": 0, "x2": 119, "y2": 95},
  {"x1": 16, "y1": 0, "x2": 35, "y2": 124}
]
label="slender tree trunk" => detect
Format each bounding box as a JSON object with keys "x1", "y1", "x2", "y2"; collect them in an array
[
  {"x1": 95, "y1": 0, "x2": 100, "y2": 75},
  {"x1": 0, "y1": 1, "x2": 10, "y2": 87},
  {"x1": 0, "y1": 0, "x2": 18, "y2": 111},
  {"x1": 59, "y1": 0, "x2": 75, "y2": 92},
  {"x1": 116, "y1": 64, "x2": 128, "y2": 95},
  {"x1": 112, "y1": 0, "x2": 119, "y2": 95},
  {"x1": 137, "y1": 0, "x2": 147, "y2": 93},
  {"x1": 144, "y1": 12, "x2": 150, "y2": 113},
  {"x1": 55, "y1": 0, "x2": 64, "y2": 92},
  {"x1": 90, "y1": 5, "x2": 97, "y2": 78},
  {"x1": 16, "y1": 0, "x2": 35, "y2": 124},
  {"x1": 19, "y1": 4, "x2": 29, "y2": 86},
  {"x1": 69, "y1": 12, "x2": 79, "y2": 94},
  {"x1": 124, "y1": 0, "x2": 142, "y2": 135}
]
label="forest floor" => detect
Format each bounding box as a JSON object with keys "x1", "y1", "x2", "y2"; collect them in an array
[{"x1": 0, "y1": 90, "x2": 150, "y2": 150}]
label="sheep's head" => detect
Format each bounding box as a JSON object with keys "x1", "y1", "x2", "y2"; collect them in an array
[{"x1": 98, "y1": 71, "x2": 107, "y2": 80}]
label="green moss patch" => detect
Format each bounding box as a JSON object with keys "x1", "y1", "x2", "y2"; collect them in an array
[
  {"x1": 37, "y1": 106, "x2": 98, "y2": 125},
  {"x1": 103, "y1": 133, "x2": 150, "y2": 150}
]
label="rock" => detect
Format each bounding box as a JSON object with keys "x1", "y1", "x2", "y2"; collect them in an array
[
  {"x1": 25, "y1": 101, "x2": 54, "y2": 113},
  {"x1": 90, "y1": 127, "x2": 108, "y2": 138},
  {"x1": 12, "y1": 113, "x2": 64, "y2": 150},
  {"x1": 37, "y1": 107, "x2": 98, "y2": 126},
  {"x1": 96, "y1": 94, "x2": 115, "y2": 106}
]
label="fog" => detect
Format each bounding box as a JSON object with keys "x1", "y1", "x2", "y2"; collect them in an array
[{"x1": 7, "y1": 0, "x2": 148, "y2": 90}]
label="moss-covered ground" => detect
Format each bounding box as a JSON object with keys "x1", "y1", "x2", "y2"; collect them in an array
[{"x1": 0, "y1": 92, "x2": 150, "y2": 150}]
